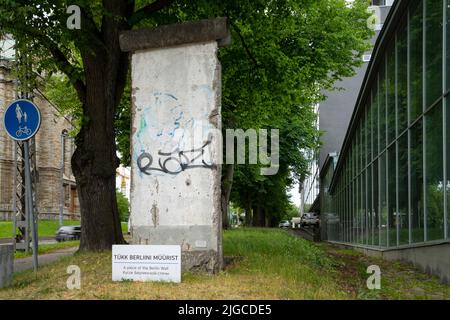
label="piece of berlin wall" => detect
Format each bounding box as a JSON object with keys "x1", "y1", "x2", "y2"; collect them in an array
[{"x1": 120, "y1": 18, "x2": 230, "y2": 273}]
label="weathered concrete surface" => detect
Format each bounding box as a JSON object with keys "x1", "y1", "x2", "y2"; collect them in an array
[
  {"x1": 382, "y1": 242, "x2": 450, "y2": 284},
  {"x1": 330, "y1": 240, "x2": 450, "y2": 284},
  {"x1": 120, "y1": 18, "x2": 230, "y2": 52},
  {"x1": 126, "y1": 19, "x2": 229, "y2": 273},
  {"x1": 0, "y1": 244, "x2": 13, "y2": 288}
]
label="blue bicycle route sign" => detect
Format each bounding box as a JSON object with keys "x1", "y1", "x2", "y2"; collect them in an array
[{"x1": 3, "y1": 99, "x2": 41, "y2": 141}]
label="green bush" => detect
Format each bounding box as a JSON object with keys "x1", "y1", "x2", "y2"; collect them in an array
[{"x1": 116, "y1": 190, "x2": 130, "y2": 222}]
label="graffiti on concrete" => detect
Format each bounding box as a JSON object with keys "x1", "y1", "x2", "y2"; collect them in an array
[{"x1": 137, "y1": 138, "x2": 216, "y2": 175}]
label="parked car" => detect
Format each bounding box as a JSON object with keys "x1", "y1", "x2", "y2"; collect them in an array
[
  {"x1": 278, "y1": 220, "x2": 291, "y2": 229},
  {"x1": 291, "y1": 217, "x2": 301, "y2": 229},
  {"x1": 300, "y1": 212, "x2": 319, "y2": 227},
  {"x1": 55, "y1": 226, "x2": 81, "y2": 242}
]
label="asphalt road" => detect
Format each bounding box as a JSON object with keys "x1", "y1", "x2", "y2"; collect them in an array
[{"x1": 14, "y1": 247, "x2": 78, "y2": 273}]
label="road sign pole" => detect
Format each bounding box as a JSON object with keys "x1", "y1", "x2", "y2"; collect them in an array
[
  {"x1": 59, "y1": 132, "x2": 66, "y2": 227},
  {"x1": 3, "y1": 99, "x2": 41, "y2": 260},
  {"x1": 23, "y1": 140, "x2": 38, "y2": 272}
]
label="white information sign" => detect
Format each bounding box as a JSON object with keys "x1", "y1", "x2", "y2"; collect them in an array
[{"x1": 112, "y1": 245, "x2": 181, "y2": 283}]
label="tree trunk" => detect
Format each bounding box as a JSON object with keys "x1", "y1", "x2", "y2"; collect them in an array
[
  {"x1": 264, "y1": 208, "x2": 270, "y2": 227},
  {"x1": 71, "y1": 1, "x2": 132, "y2": 251},
  {"x1": 252, "y1": 205, "x2": 258, "y2": 227},
  {"x1": 258, "y1": 205, "x2": 266, "y2": 227},
  {"x1": 253, "y1": 202, "x2": 265, "y2": 227},
  {"x1": 221, "y1": 164, "x2": 235, "y2": 230},
  {"x1": 244, "y1": 194, "x2": 252, "y2": 227}
]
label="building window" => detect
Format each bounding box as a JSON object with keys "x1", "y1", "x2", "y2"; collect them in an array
[
  {"x1": 409, "y1": 1, "x2": 424, "y2": 123},
  {"x1": 371, "y1": 0, "x2": 386, "y2": 6},
  {"x1": 425, "y1": 0, "x2": 443, "y2": 108},
  {"x1": 397, "y1": 21, "x2": 408, "y2": 135},
  {"x1": 326, "y1": 0, "x2": 450, "y2": 248},
  {"x1": 425, "y1": 102, "x2": 444, "y2": 241},
  {"x1": 398, "y1": 133, "x2": 409, "y2": 245},
  {"x1": 410, "y1": 120, "x2": 424, "y2": 243}
]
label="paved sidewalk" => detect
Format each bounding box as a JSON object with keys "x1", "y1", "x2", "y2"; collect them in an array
[{"x1": 14, "y1": 247, "x2": 77, "y2": 273}]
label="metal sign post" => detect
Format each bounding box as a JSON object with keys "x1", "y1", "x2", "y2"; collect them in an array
[{"x1": 3, "y1": 99, "x2": 41, "y2": 272}]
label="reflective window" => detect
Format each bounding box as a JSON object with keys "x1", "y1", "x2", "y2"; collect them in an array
[
  {"x1": 373, "y1": 159, "x2": 379, "y2": 246},
  {"x1": 367, "y1": 104, "x2": 372, "y2": 162},
  {"x1": 409, "y1": 1, "x2": 424, "y2": 122},
  {"x1": 362, "y1": 114, "x2": 367, "y2": 166},
  {"x1": 361, "y1": 171, "x2": 366, "y2": 244},
  {"x1": 380, "y1": 63, "x2": 387, "y2": 150},
  {"x1": 387, "y1": 43, "x2": 396, "y2": 143},
  {"x1": 447, "y1": 0, "x2": 450, "y2": 90},
  {"x1": 425, "y1": 102, "x2": 444, "y2": 241},
  {"x1": 372, "y1": 85, "x2": 379, "y2": 155},
  {"x1": 397, "y1": 21, "x2": 408, "y2": 133},
  {"x1": 425, "y1": 0, "x2": 443, "y2": 107},
  {"x1": 326, "y1": 0, "x2": 448, "y2": 248},
  {"x1": 379, "y1": 152, "x2": 388, "y2": 247},
  {"x1": 388, "y1": 145, "x2": 397, "y2": 246},
  {"x1": 398, "y1": 133, "x2": 409, "y2": 245},
  {"x1": 367, "y1": 162, "x2": 373, "y2": 245},
  {"x1": 447, "y1": 98, "x2": 450, "y2": 238},
  {"x1": 410, "y1": 120, "x2": 424, "y2": 243}
]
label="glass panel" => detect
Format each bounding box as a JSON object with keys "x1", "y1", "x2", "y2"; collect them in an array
[
  {"x1": 353, "y1": 178, "x2": 357, "y2": 243},
  {"x1": 380, "y1": 152, "x2": 388, "y2": 247},
  {"x1": 426, "y1": 102, "x2": 444, "y2": 241},
  {"x1": 367, "y1": 103, "x2": 372, "y2": 162},
  {"x1": 354, "y1": 125, "x2": 361, "y2": 175},
  {"x1": 425, "y1": 0, "x2": 443, "y2": 107},
  {"x1": 398, "y1": 133, "x2": 409, "y2": 245},
  {"x1": 411, "y1": 120, "x2": 424, "y2": 243},
  {"x1": 380, "y1": 60, "x2": 387, "y2": 151},
  {"x1": 447, "y1": 97, "x2": 450, "y2": 238},
  {"x1": 367, "y1": 161, "x2": 372, "y2": 245},
  {"x1": 388, "y1": 145, "x2": 397, "y2": 246},
  {"x1": 373, "y1": 159, "x2": 379, "y2": 246},
  {"x1": 387, "y1": 42, "x2": 396, "y2": 143},
  {"x1": 361, "y1": 171, "x2": 366, "y2": 244},
  {"x1": 355, "y1": 175, "x2": 362, "y2": 243},
  {"x1": 410, "y1": 1, "x2": 424, "y2": 122},
  {"x1": 398, "y1": 20, "x2": 408, "y2": 133},
  {"x1": 342, "y1": 187, "x2": 345, "y2": 242},
  {"x1": 362, "y1": 114, "x2": 367, "y2": 166},
  {"x1": 346, "y1": 184, "x2": 350, "y2": 242},
  {"x1": 447, "y1": 0, "x2": 450, "y2": 90},
  {"x1": 372, "y1": 85, "x2": 379, "y2": 157}
]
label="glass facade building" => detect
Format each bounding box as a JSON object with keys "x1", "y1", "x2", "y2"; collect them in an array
[{"x1": 323, "y1": 0, "x2": 450, "y2": 249}]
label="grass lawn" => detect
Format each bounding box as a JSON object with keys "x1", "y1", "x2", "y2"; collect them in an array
[
  {"x1": 0, "y1": 228, "x2": 449, "y2": 300},
  {"x1": 0, "y1": 220, "x2": 80, "y2": 238},
  {"x1": 0, "y1": 220, "x2": 129, "y2": 238}
]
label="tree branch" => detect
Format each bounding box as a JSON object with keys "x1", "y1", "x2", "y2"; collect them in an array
[
  {"x1": 12, "y1": 25, "x2": 87, "y2": 104},
  {"x1": 230, "y1": 21, "x2": 260, "y2": 68},
  {"x1": 129, "y1": 0, "x2": 173, "y2": 26},
  {"x1": 48, "y1": 46, "x2": 86, "y2": 104}
]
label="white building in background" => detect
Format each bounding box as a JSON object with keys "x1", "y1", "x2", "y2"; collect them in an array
[{"x1": 116, "y1": 166, "x2": 130, "y2": 200}]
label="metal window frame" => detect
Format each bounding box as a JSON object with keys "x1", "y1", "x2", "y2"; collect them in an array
[
  {"x1": 395, "y1": 28, "x2": 401, "y2": 247},
  {"x1": 443, "y1": 0, "x2": 448, "y2": 240},
  {"x1": 407, "y1": 5, "x2": 413, "y2": 245},
  {"x1": 329, "y1": 0, "x2": 450, "y2": 249},
  {"x1": 422, "y1": 0, "x2": 428, "y2": 243},
  {"x1": 385, "y1": 55, "x2": 390, "y2": 247}
]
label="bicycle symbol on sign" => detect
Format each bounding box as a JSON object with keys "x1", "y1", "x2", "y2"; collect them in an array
[{"x1": 16, "y1": 126, "x2": 32, "y2": 137}]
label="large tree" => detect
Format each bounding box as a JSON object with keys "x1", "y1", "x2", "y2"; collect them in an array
[
  {"x1": 0, "y1": 0, "x2": 372, "y2": 249},
  {"x1": 0, "y1": 0, "x2": 175, "y2": 250}
]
